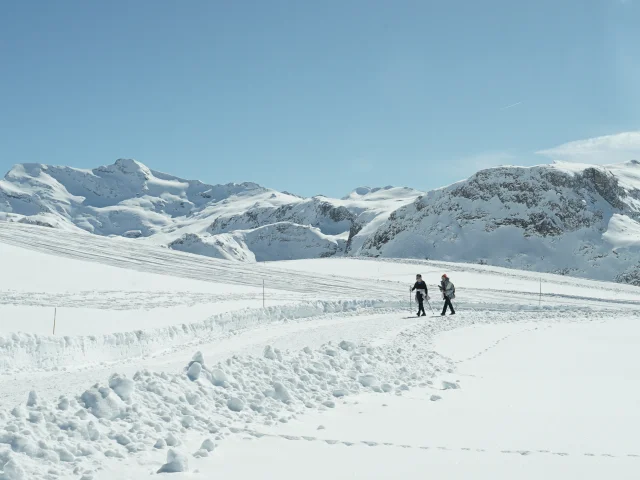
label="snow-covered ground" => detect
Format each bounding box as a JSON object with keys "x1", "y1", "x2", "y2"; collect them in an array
[{"x1": 0, "y1": 223, "x2": 639, "y2": 479}]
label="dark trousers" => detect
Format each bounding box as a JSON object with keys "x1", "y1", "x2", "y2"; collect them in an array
[
  {"x1": 442, "y1": 296, "x2": 455, "y2": 315},
  {"x1": 417, "y1": 295, "x2": 426, "y2": 315}
]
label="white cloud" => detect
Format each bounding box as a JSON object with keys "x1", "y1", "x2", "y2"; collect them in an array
[
  {"x1": 537, "y1": 131, "x2": 640, "y2": 164},
  {"x1": 500, "y1": 101, "x2": 523, "y2": 110}
]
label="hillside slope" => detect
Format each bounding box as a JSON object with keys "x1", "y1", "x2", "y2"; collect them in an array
[{"x1": 360, "y1": 161, "x2": 640, "y2": 283}]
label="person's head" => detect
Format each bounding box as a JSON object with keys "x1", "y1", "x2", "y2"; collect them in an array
[
  {"x1": 416, "y1": 274, "x2": 422, "y2": 281},
  {"x1": 442, "y1": 274, "x2": 448, "y2": 281}
]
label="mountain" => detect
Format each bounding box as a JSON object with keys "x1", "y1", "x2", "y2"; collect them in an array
[
  {"x1": 359, "y1": 161, "x2": 640, "y2": 284},
  {"x1": 4, "y1": 158, "x2": 640, "y2": 285},
  {"x1": 0, "y1": 159, "x2": 422, "y2": 262}
]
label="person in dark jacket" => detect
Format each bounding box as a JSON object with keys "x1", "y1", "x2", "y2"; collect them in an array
[
  {"x1": 439, "y1": 274, "x2": 456, "y2": 316},
  {"x1": 411, "y1": 274, "x2": 429, "y2": 317}
]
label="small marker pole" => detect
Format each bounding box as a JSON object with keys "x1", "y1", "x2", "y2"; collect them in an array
[
  {"x1": 53, "y1": 307, "x2": 57, "y2": 335},
  {"x1": 263, "y1": 279, "x2": 265, "y2": 308},
  {"x1": 539, "y1": 278, "x2": 542, "y2": 309}
]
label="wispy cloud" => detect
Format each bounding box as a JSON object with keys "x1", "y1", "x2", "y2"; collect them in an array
[
  {"x1": 500, "y1": 101, "x2": 522, "y2": 110},
  {"x1": 537, "y1": 131, "x2": 640, "y2": 164}
]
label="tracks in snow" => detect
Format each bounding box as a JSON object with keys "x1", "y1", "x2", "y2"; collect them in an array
[{"x1": 238, "y1": 428, "x2": 640, "y2": 460}]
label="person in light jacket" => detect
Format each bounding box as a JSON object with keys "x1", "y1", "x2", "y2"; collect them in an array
[
  {"x1": 411, "y1": 274, "x2": 429, "y2": 317},
  {"x1": 439, "y1": 274, "x2": 456, "y2": 316}
]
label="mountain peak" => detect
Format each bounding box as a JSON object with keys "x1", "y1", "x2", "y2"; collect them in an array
[
  {"x1": 98, "y1": 158, "x2": 152, "y2": 179},
  {"x1": 114, "y1": 158, "x2": 148, "y2": 172},
  {"x1": 344, "y1": 186, "x2": 395, "y2": 199}
]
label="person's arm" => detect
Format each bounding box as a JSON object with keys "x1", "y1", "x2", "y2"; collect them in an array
[{"x1": 411, "y1": 282, "x2": 417, "y2": 291}]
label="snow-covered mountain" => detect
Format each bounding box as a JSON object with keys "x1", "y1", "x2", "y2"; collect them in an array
[
  {"x1": 4, "y1": 158, "x2": 640, "y2": 284},
  {"x1": 359, "y1": 161, "x2": 640, "y2": 284},
  {"x1": 0, "y1": 159, "x2": 422, "y2": 262}
]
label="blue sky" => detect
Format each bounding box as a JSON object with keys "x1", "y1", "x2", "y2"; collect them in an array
[{"x1": 1, "y1": 0, "x2": 639, "y2": 197}]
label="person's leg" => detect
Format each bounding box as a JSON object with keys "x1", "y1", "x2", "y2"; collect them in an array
[
  {"x1": 441, "y1": 300, "x2": 447, "y2": 315},
  {"x1": 447, "y1": 298, "x2": 455, "y2": 314}
]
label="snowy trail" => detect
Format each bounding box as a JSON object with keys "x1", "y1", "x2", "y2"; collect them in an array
[
  {"x1": 188, "y1": 318, "x2": 640, "y2": 480},
  {"x1": 0, "y1": 310, "x2": 417, "y2": 406}
]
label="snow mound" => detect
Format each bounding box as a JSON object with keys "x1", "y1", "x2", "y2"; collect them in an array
[
  {"x1": 0, "y1": 331, "x2": 454, "y2": 479},
  {"x1": 0, "y1": 299, "x2": 403, "y2": 373},
  {"x1": 157, "y1": 449, "x2": 188, "y2": 474}
]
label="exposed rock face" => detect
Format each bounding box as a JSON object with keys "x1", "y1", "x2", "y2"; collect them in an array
[{"x1": 359, "y1": 162, "x2": 640, "y2": 282}]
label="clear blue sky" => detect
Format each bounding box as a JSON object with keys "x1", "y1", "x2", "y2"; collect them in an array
[{"x1": 1, "y1": 0, "x2": 639, "y2": 197}]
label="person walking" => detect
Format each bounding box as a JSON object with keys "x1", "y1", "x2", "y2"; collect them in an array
[
  {"x1": 439, "y1": 274, "x2": 456, "y2": 316},
  {"x1": 411, "y1": 274, "x2": 429, "y2": 317}
]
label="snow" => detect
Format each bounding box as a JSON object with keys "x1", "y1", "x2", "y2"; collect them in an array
[
  {"x1": 603, "y1": 213, "x2": 640, "y2": 249},
  {"x1": 128, "y1": 319, "x2": 637, "y2": 480},
  {"x1": 359, "y1": 161, "x2": 640, "y2": 283},
  {"x1": 6, "y1": 157, "x2": 640, "y2": 285},
  {"x1": 0, "y1": 221, "x2": 639, "y2": 478},
  {"x1": 0, "y1": 159, "x2": 424, "y2": 263}
]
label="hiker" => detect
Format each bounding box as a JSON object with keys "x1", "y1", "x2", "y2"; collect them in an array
[
  {"x1": 439, "y1": 274, "x2": 455, "y2": 316},
  {"x1": 411, "y1": 274, "x2": 429, "y2": 317}
]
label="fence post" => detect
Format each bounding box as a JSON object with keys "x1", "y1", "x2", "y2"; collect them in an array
[
  {"x1": 53, "y1": 307, "x2": 57, "y2": 335},
  {"x1": 539, "y1": 278, "x2": 542, "y2": 309}
]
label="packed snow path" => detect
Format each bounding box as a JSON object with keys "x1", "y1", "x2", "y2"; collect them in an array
[{"x1": 103, "y1": 318, "x2": 638, "y2": 480}]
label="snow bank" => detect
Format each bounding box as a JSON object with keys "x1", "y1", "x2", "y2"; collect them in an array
[
  {"x1": 0, "y1": 329, "x2": 454, "y2": 479},
  {"x1": 0, "y1": 299, "x2": 405, "y2": 372}
]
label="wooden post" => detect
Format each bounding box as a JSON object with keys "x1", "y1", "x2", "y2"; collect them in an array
[{"x1": 53, "y1": 307, "x2": 57, "y2": 335}]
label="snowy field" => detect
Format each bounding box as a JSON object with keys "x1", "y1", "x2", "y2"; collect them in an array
[{"x1": 0, "y1": 222, "x2": 639, "y2": 479}]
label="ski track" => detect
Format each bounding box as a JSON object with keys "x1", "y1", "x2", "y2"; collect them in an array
[
  {"x1": 0, "y1": 223, "x2": 396, "y2": 299},
  {"x1": 2, "y1": 222, "x2": 639, "y2": 312}
]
